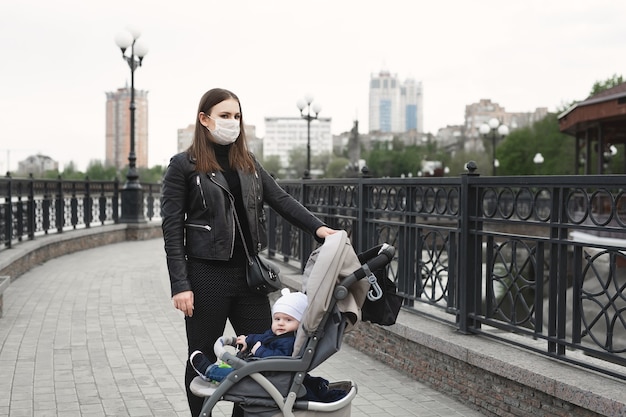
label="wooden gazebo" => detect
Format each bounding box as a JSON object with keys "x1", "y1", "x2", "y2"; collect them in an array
[{"x1": 558, "y1": 82, "x2": 626, "y2": 174}]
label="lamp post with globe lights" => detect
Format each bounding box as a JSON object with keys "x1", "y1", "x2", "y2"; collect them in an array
[
  {"x1": 114, "y1": 27, "x2": 148, "y2": 223},
  {"x1": 479, "y1": 118, "x2": 509, "y2": 176},
  {"x1": 602, "y1": 144, "x2": 618, "y2": 173},
  {"x1": 296, "y1": 95, "x2": 321, "y2": 179},
  {"x1": 533, "y1": 152, "x2": 544, "y2": 174}
]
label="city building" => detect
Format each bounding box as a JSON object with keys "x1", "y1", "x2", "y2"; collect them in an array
[
  {"x1": 17, "y1": 154, "x2": 59, "y2": 176},
  {"x1": 243, "y1": 124, "x2": 261, "y2": 156},
  {"x1": 463, "y1": 99, "x2": 508, "y2": 153},
  {"x1": 177, "y1": 124, "x2": 194, "y2": 152},
  {"x1": 506, "y1": 107, "x2": 549, "y2": 131},
  {"x1": 435, "y1": 125, "x2": 465, "y2": 153},
  {"x1": 368, "y1": 70, "x2": 423, "y2": 135},
  {"x1": 263, "y1": 116, "x2": 332, "y2": 173},
  {"x1": 105, "y1": 86, "x2": 149, "y2": 170},
  {"x1": 463, "y1": 99, "x2": 548, "y2": 152}
]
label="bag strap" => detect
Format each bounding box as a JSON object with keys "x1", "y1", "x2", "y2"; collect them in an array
[{"x1": 232, "y1": 206, "x2": 253, "y2": 265}]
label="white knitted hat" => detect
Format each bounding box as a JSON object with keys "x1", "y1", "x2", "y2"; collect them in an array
[{"x1": 272, "y1": 288, "x2": 308, "y2": 322}]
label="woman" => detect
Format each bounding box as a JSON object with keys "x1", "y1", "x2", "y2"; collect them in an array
[{"x1": 161, "y1": 88, "x2": 336, "y2": 417}]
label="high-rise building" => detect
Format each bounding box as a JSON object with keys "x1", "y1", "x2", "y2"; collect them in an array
[
  {"x1": 105, "y1": 86, "x2": 149, "y2": 170},
  {"x1": 368, "y1": 70, "x2": 423, "y2": 134}
]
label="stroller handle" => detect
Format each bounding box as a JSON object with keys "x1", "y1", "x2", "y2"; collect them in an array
[
  {"x1": 334, "y1": 244, "x2": 395, "y2": 300},
  {"x1": 213, "y1": 336, "x2": 250, "y2": 369},
  {"x1": 214, "y1": 336, "x2": 237, "y2": 359}
]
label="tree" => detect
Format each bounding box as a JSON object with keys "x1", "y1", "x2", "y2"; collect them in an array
[
  {"x1": 324, "y1": 157, "x2": 351, "y2": 178},
  {"x1": 365, "y1": 147, "x2": 398, "y2": 177},
  {"x1": 42, "y1": 169, "x2": 61, "y2": 179},
  {"x1": 447, "y1": 150, "x2": 491, "y2": 176},
  {"x1": 312, "y1": 151, "x2": 334, "y2": 175},
  {"x1": 364, "y1": 144, "x2": 440, "y2": 177},
  {"x1": 86, "y1": 160, "x2": 118, "y2": 181},
  {"x1": 589, "y1": 74, "x2": 624, "y2": 96},
  {"x1": 60, "y1": 161, "x2": 85, "y2": 180},
  {"x1": 287, "y1": 147, "x2": 307, "y2": 179},
  {"x1": 261, "y1": 155, "x2": 281, "y2": 178},
  {"x1": 138, "y1": 165, "x2": 166, "y2": 183},
  {"x1": 497, "y1": 113, "x2": 576, "y2": 175}
]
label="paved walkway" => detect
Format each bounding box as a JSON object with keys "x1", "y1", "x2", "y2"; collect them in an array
[{"x1": 0, "y1": 239, "x2": 484, "y2": 417}]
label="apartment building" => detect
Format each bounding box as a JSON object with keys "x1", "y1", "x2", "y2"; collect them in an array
[{"x1": 105, "y1": 86, "x2": 149, "y2": 169}]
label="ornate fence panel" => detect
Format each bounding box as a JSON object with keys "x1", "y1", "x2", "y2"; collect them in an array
[
  {"x1": 269, "y1": 171, "x2": 626, "y2": 379},
  {"x1": 1, "y1": 175, "x2": 161, "y2": 250},
  {"x1": 271, "y1": 177, "x2": 462, "y2": 314},
  {"x1": 463, "y1": 174, "x2": 626, "y2": 379}
]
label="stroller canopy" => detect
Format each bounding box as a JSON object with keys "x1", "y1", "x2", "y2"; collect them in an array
[{"x1": 294, "y1": 231, "x2": 369, "y2": 355}]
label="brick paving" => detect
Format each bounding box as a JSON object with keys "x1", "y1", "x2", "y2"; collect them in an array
[{"x1": 0, "y1": 239, "x2": 484, "y2": 417}]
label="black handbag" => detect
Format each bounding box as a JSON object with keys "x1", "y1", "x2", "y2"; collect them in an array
[
  {"x1": 233, "y1": 206, "x2": 282, "y2": 295},
  {"x1": 361, "y1": 271, "x2": 402, "y2": 325},
  {"x1": 246, "y1": 254, "x2": 281, "y2": 294},
  {"x1": 359, "y1": 247, "x2": 403, "y2": 325}
]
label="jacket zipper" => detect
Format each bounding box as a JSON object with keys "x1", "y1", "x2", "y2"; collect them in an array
[
  {"x1": 253, "y1": 170, "x2": 262, "y2": 252},
  {"x1": 209, "y1": 173, "x2": 237, "y2": 257},
  {"x1": 186, "y1": 223, "x2": 212, "y2": 231},
  {"x1": 196, "y1": 175, "x2": 207, "y2": 209}
]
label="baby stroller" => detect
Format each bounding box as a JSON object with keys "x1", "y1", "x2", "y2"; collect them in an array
[{"x1": 189, "y1": 230, "x2": 395, "y2": 417}]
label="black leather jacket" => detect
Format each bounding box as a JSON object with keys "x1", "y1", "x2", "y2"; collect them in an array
[{"x1": 161, "y1": 151, "x2": 325, "y2": 296}]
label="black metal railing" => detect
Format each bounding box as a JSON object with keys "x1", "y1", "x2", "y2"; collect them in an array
[
  {"x1": 0, "y1": 174, "x2": 161, "y2": 249},
  {"x1": 266, "y1": 166, "x2": 626, "y2": 379},
  {"x1": 3, "y1": 168, "x2": 626, "y2": 379}
]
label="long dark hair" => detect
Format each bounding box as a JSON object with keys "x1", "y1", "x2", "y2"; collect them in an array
[{"x1": 188, "y1": 88, "x2": 255, "y2": 173}]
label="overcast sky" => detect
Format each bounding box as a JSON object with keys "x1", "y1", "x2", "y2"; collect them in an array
[{"x1": 2, "y1": 0, "x2": 626, "y2": 172}]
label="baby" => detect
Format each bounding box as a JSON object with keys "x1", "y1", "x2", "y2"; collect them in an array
[{"x1": 190, "y1": 288, "x2": 308, "y2": 383}]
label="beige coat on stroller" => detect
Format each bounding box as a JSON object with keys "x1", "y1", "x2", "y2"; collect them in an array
[{"x1": 190, "y1": 231, "x2": 395, "y2": 417}]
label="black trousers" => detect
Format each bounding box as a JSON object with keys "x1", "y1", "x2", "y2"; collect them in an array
[{"x1": 184, "y1": 260, "x2": 272, "y2": 417}]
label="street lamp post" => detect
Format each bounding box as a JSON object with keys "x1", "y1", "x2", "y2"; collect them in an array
[
  {"x1": 296, "y1": 95, "x2": 321, "y2": 179},
  {"x1": 479, "y1": 118, "x2": 509, "y2": 176},
  {"x1": 115, "y1": 27, "x2": 148, "y2": 223},
  {"x1": 602, "y1": 144, "x2": 618, "y2": 173},
  {"x1": 533, "y1": 152, "x2": 544, "y2": 174}
]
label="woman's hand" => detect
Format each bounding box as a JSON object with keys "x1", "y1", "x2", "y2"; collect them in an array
[
  {"x1": 315, "y1": 226, "x2": 339, "y2": 239},
  {"x1": 172, "y1": 291, "x2": 194, "y2": 317}
]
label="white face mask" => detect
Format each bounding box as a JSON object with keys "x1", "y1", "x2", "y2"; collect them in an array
[{"x1": 207, "y1": 116, "x2": 240, "y2": 145}]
